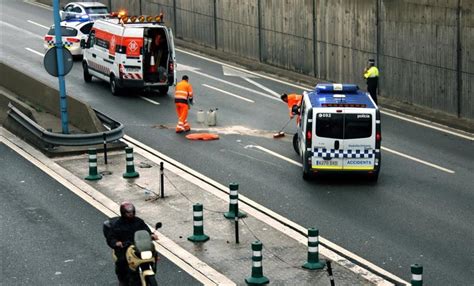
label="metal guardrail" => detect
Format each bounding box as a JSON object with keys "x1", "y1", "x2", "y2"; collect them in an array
[{"x1": 7, "y1": 103, "x2": 124, "y2": 146}]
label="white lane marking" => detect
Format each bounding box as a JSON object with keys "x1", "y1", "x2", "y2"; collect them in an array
[
  {"x1": 242, "y1": 77, "x2": 281, "y2": 98},
  {"x1": 178, "y1": 63, "x2": 278, "y2": 101},
  {"x1": 0, "y1": 129, "x2": 229, "y2": 286},
  {"x1": 177, "y1": 48, "x2": 472, "y2": 139},
  {"x1": 381, "y1": 109, "x2": 473, "y2": 141},
  {"x1": 25, "y1": 48, "x2": 44, "y2": 57},
  {"x1": 246, "y1": 144, "x2": 454, "y2": 174},
  {"x1": 0, "y1": 20, "x2": 43, "y2": 40},
  {"x1": 177, "y1": 48, "x2": 313, "y2": 91},
  {"x1": 139, "y1": 96, "x2": 160, "y2": 105},
  {"x1": 222, "y1": 65, "x2": 258, "y2": 78},
  {"x1": 27, "y1": 19, "x2": 49, "y2": 30},
  {"x1": 123, "y1": 135, "x2": 405, "y2": 285},
  {"x1": 202, "y1": 84, "x2": 255, "y2": 103},
  {"x1": 245, "y1": 145, "x2": 302, "y2": 167},
  {"x1": 382, "y1": 147, "x2": 455, "y2": 174},
  {"x1": 24, "y1": 0, "x2": 52, "y2": 11}
]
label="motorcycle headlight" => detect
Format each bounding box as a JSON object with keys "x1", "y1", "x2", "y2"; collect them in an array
[{"x1": 140, "y1": 251, "x2": 153, "y2": 260}]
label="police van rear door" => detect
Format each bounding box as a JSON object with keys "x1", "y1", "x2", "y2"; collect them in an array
[
  {"x1": 313, "y1": 109, "x2": 344, "y2": 170},
  {"x1": 341, "y1": 109, "x2": 376, "y2": 171}
]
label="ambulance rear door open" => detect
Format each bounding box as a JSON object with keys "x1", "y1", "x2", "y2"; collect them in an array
[{"x1": 312, "y1": 108, "x2": 376, "y2": 171}]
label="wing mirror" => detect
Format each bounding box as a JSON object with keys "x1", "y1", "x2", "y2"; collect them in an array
[{"x1": 80, "y1": 38, "x2": 89, "y2": 49}]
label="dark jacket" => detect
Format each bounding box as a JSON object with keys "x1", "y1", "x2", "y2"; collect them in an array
[{"x1": 107, "y1": 217, "x2": 151, "y2": 250}]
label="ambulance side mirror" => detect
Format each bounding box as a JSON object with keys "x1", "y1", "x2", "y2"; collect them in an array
[{"x1": 80, "y1": 39, "x2": 87, "y2": 49}]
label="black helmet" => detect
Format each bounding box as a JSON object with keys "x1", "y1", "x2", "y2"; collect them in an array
[{"x1": 120, "y1": 201, "x2": 136, "y2": 218}]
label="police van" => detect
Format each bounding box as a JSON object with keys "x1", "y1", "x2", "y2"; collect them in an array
[
  {"x1": 81, "y1": 13, "x2": 176, "y2": 95},
  {"x1": 293, "y1": 83, "x2": 381, "y2": 181}
]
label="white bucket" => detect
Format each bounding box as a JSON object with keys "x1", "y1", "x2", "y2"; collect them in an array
[
  {"x1": 197, "y1": 110, "x2": 205, "y2": 123},
  {"x1": 206, "y1": 109, "x2": 217, "y2": 126}
]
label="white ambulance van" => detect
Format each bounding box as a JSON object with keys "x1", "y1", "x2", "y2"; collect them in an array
[
  {"x1": 293, "y1": 83, "x2": 381, "y2": 181},
  {"x1": 81, "y1": 13, "x2": 176, "y2": 95}
]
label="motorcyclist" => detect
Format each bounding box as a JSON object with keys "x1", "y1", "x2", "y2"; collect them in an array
[{"x1": 107, "y1": 202, "x2": 159, "y2": 286}]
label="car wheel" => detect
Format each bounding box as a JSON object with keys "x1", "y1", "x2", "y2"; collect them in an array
[
  {"x1": 83, "y1": 63, "x2": 92, "y2": 83},
  {"x1": 110, "y1": 75, "x2": 121, "y2": 96},
  {"x1": 302, "y1": 150, "x2": 312, "y2": 181}
]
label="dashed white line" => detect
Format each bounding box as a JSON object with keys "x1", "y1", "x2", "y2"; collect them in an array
[
  {"x1": 27, "y1": 19, "x2": 49, "y2": 30},
  {"x1": 203, "y1": 84, "x2": 255, "y2": 103},
  {"x1": 25, "y1": 48, "x2": 44, "y2": 57},
  {"x1": 139, "y1": 96, "x2": 160, "y2": 105},
  {"x1": 242, "y1": 77, "x2": 281, "y2": 98},
  {"x1": 382, "y1": 147, "x2": 455, "y2": 174},
  {"x1": 246, "y1": 144, "x2": 454, "y2": 174}
]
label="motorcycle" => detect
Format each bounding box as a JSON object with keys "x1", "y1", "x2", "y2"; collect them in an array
[
  {"x1": 126, "y1": 222, "x2": 162, "y2": 286},
  {"x1": 103, "y1": 220, "x2": 162, "y2": 286}
]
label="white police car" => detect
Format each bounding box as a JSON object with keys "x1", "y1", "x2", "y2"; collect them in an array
[
  {"x1": 60, "y1": 2, "x2": 109, "y2": 21},
  {"x1": 293, "y1": 83, "x2": 381, "y2": 181},
  {"x1": 43, "y1": 20, "x2": 94, "y2": 56}
]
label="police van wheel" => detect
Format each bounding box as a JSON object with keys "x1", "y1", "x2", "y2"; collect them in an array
[
  {"x1": 83, "y1": 63, "x2": 92, "y2": 83},
  {"x1": 110, "y1": 75, "x2": 121, "y2": 96},
  {"x1": 293, "y1": 133, "x2": 299, "y2": 154}
]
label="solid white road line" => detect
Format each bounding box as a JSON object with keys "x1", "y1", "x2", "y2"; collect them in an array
[
  {"x1": 139, "y1": 96, "x2": 160, "y2": 105},
  {"x1": 123, "y1": 135, "x2": 405, "y2": 285},
  {"x1": 24, "y1": 0, "x2": 52, "y2": 11},
  {"x1": 242, "y1": 77, "x2": 281, "y2": 98},
  {"x1": 177, "y1": 48, "x2": 472, "y2": 140},
  {"x1": 382, "y1": 147, "x2": 455, "y2": 174},
  {"x1": 0, "y1": 129, "x2": 230, "y2": 286},
  {"x1": 25, "y1": 48, "x2": 44, "y2": 57},
  {"x1": 246, "y1": 144, "x2": 454, "y2": 174},
  {"x1": 177, "y1": 48, "x2": 313, "y2": 91},
  {"x1": 0, "y1": 20, "x2": 43, "y2": 40},
  {"x1": 27, "y1": 19, "x2": 49, "y2": 30},
  {"x1": 202, "y1": 84, "x2": 255, "y2": 103},
  {"x1": 380, "y1": 109, "x2": 473, "y2": 141}
]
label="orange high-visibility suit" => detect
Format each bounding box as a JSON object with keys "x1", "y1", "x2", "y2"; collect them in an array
[
  {"x1": 286, "y1": 93, "x2": 303, "y2": 124},
  {"x1": 174, "y1": 79, "x2": 193, "y2": 133}
]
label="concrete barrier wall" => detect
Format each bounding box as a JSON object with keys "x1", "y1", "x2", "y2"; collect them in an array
[
  {"x1": 0, "y1": 62, "x2": 103, "y2": 133},
  {"x1": 30, "y1": 0, "x2": 474, "y2": 120}
]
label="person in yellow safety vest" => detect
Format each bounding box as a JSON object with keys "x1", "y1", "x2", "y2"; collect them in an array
[
  {"x1": 363, "y1": 59, "x2": 379, "y2": 104},
  {"x1": 281, "y1": 93, "x2": 303, "y2": 124},
  {"x1": 174, "y1": 75, "x2": 193, "y2": 133}
]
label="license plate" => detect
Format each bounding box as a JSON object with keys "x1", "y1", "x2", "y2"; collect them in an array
[{"x1": 314, "y1": 160, "x2": 339, "y2": 166}]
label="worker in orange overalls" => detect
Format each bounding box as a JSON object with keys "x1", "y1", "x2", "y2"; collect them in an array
[
  {"x1": 174, "y1": 75, "x2": 194, "y2": 133},
  {"x1": 281, "y1": 93, "x2": 303, "y2": 124}
]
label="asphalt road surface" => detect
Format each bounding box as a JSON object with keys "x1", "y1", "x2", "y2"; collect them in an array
[
  {"x1": 0, "y1": 143, "x2": 202, "y2": 286},
  {"x1": 1, "y1": 1, "x2": 473, "y2": 284}
]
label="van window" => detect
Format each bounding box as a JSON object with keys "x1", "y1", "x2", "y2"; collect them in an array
[
  {"x1": 316, "y1": 113, "x2": 343, "y2": 139},
  {"x1": 344, "y1": 114, "x2": 372, "y2": 139}
]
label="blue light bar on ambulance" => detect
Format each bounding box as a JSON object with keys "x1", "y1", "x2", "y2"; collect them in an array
[{"x1": 315, "y1": 83, "x2": 359, "y2": 93}]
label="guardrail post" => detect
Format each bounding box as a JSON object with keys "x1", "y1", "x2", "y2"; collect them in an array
[
  {"x1": 411, "y1": 264, "x2": 423, "y2": 286},
  {"x1": 103, "y1": 132, "x2": 108, "y2": 165},
  {"x1": 188, "y1": 203, "x2": 209, "y2": 242},
  {"x1": 85, "y1": 148, "x2": 102, "y2": 181},
  {"x1": 302, "y1": 228, "x2": 326, "y2": 270},
  {"x1": 123, "y1": 147, "x2": 139, "y2": 178},
  {"x1": 224, "y1": 183, "x2": 246, "y2": 219},
  {"x1": 160, "y1": 162, "x2": 165, "y2": 198},
  {"x1": 245, "y1": 241, "x2": 269, "y2": 285}
]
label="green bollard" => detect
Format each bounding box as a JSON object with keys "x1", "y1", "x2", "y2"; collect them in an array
[
  {"x1": 245, "y1": 241, "x2": 269, "y2": 285},
  {"x1": 411, "y1": 264, "x2": 423, "y2": 286},
  {"x1": 302, "y1": 228, "x2": 326, "y2": 270},
  {"x1": 224, "y1": 183, "x2": 246, "y2": 219},
  {"x1": 85, "y1": 148, "x2": 102, "y2": 181},
  {"x1": 123, "y1": 147, "x2": 139, "y2": 178},
  {"x1": 188, "y1": 203, "x2": 209, "y2": 242}
]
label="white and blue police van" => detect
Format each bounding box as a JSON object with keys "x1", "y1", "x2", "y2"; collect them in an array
[{"x1": 293, "y1": 83, "x2": 381, "y2": 181}]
